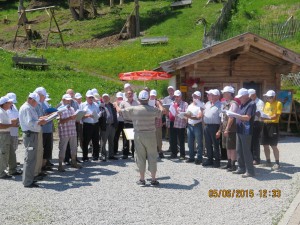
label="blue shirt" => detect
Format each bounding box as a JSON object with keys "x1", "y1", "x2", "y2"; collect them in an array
[
  {"x1": 236, "y1": 99, "x2": 256, "y2": 135},
  {"x1": 41, "y1": 102, "x2": 53, "y2": 133}
]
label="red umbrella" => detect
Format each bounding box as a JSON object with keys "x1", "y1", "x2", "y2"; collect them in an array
[{"x1": 119, "y1": 70, "x2": 172, "y2": 81}]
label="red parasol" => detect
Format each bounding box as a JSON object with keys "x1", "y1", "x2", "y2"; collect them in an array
[{"x1": 119, "y1": 70, "x2": 172, "y2": 81}]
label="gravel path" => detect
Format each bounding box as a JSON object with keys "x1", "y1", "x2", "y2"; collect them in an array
[{"x1": 1, "y1": 136, "x2": 300, "y2": 225}]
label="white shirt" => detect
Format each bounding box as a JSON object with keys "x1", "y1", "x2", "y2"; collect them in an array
[
  {"x1": 254, "y1": 98, "x2": 265, "y2": 121},
  {"x1": 19, "y1": 102, "x2": 41, "y2": 132},
  {"x1": 7, "y1": 104, "x2": 19, "y2": 136},
  {"x1": 187, "y1": 103, "x2": 202, "y2": 125},
  {"x1": 0, "y1": 107, "x2": 11, "y2": 132},
  {"x1": 80, "y1": 101, "x2": 100, "y2": 124}
]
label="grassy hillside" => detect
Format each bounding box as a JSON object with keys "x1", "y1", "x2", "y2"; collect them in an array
[{"x1": 0, "y1": 0, "x2": 300, "y2": 104}]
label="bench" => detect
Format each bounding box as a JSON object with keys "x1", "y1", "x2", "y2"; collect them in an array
[
  {"x1": 171, "y1": 0, "x2": 192, "y2": 9},
  {"x1": 141, "y1": 36, "x2": 169, "y2": 45},
  {"x1": 12, "y1": 55, "x2": 49, "y2": 70}
]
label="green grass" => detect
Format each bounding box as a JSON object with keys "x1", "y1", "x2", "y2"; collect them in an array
[{"x1": 0, "y1": 0, "x2": 300, "y2": 103}]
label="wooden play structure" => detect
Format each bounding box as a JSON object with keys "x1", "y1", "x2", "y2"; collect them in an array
[{"x1": 13, "y1": 6, "x2": 65, "y2": 49}]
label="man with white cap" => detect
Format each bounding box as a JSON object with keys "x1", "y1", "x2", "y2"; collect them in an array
[
  {"x1": 232, "y1": 88, "x2": 256, "y2": 178},
  {"x1": 34, "y1": 87, "x2": 50, "y2": 180},
  {"x1": 202, "y1": 89, "x2": 222, "y2": 167},
  {"x1": 115, "y1": 90, "x2": 164, "y2": 186},
  {"x1": 248, "y1": 89, "x2": 264, "y2": 165},
  {"x1": 74, "y1": 92, "x2": 83, "y2": 151},
  {"x1": 100, "y1": 93, "x2": 118, "y2": 161},
  {"x1": 168, "y1": 90, "x2": 188, "y2": 159},
  {"x1": 185, "y1": 91, "x2": 204, "y2": 165},
  {"x1": 162, "y1": 86, "x2": 175, "y2": 148},
  {"x1": 64, "y1": 89, "x2": 81, "y2": 165},
  {"x1": 57, "y1": 94, "x2": 82, "y2": 172},
  {"x1": 113, "y1": 92, "x2": 125, "y2": 155},
  {"x1": 119, "y1": 89, "x2": 139, "y2": 159},
  {"x1": 6, "y1": 93, "x2": 22, "y2": 176},
  {"x1": 19, "y1": 93, "x2": 47, "y2": 187},
  {"x1": 0, "y1": 96, "x2": 19, "y2": 179},
  {"x1": 149, "y1": 89, "x2": 164, "y2": 158},
  {"x1": 80, "y1": 90, "x2": 101, "y2": 161},
  {"x1": 260, "y1": 90, "x2": 282, "y2": 171},
  {"x1": 219, "y1": 86, "x2": 238, "y2": 171}
]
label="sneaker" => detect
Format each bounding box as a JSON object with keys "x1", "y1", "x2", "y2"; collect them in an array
[
  {"x1": 179, "y1": 156, "x2": 186, "y2": 160},
  {"x1": 58, "y1": 166, "x2": 66, "y2": 172},
  {"x1": 242, "y1": 173, "x2": 255, "y2": 178},
  {"x1": 260, "y1": 162, "x2": 272, "y2": 167},
  {"x1": 185, "y1": 158, "x2": 195, "y2": 163},
  {"x1": 0, "y1": 174, "x2": 13, "y2": 179},
  {"x1": 253, "y1": 160, "x2": 260, "y2": 165},
  {"x1": 272, "y1": 164, "x2": 280, "y2": 171},
  {"x1": 195, "y1": 159, "x2": 202, "y2": 165},
  {"x1": 202, "y1": 160, "x2": 213, "y2": 167},
  {"x1": 150, "y1": 180, "x2": 159, "y2": 187},
  {"x1": 227, "y1": 165, "x2": 237, "y2": 172},
  {"x1": 136, "y1": 180, "x2": 146, "y2": 187},
  {"x1": 221, "y1": 163, "x2": 231, "y2": 169},
  {"x1": 168, "y1": 154, "x2": 177, "y2": 159},
  {"x1": 158, "y1": 152, "x2": 165, "y2": 159},
  {"x1": 232, "y1": 170, "x2": 245, "y2": 174}
]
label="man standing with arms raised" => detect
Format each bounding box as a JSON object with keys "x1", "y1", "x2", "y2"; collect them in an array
[{"x1": 115, "y1": 90, "x2": 164, "y2": 186}]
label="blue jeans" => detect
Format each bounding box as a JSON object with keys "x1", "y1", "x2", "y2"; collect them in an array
[{"x1": 187, "y1": 123, "x2": 203, "y2": 160}]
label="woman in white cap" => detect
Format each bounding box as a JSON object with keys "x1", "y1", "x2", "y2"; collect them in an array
[
  {"x1": 260, "y1": 90, "x2": 282, "y2": 171},
  {"x1": 6, "y1": 93, "x2": 23, "y2": 176},
  {"x1": 0, "y1": 96, "x2": 18, "y2": 179}
]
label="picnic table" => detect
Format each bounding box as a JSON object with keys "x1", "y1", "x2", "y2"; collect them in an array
[{"x1": 171, "y1": 0, "x2": 192, "y2": 9}]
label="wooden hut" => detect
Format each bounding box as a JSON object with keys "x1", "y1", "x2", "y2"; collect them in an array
[{"x1": 158, "y1": 32, "x2": 300, "y2": 101}]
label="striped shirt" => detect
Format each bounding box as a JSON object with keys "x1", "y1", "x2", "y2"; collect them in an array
[
  {"x1": 121, "y1": 104, "x2": 161, "y2": 132},
  {"x1": 58, "y1": 106, "x2": 77, "y2": 138},
  {"x1": 169, "y1": 101, "x2": 188, "y2": 128}
]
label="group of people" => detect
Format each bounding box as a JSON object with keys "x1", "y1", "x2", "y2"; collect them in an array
[{"x1": 0, "y1": 83, "x2": 282, "y2": 188}]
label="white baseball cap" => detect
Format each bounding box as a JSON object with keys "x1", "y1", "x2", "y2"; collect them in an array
[
  {"x1": 86, "y1": 90, "x2": 94, "y2": 97},
  {"x1": 6, "y1": 92, "x2": 17, "y2": 103},
  {"x1": 205, "y1": 89, "x2": 212, "y2": 94},
  {"x1": 263, "y1": 90, "x2": 276, "y2": 97},
  {"x1": 116, "y1": 92, "x2": 123, "y2": 98},
  {"x1": 62, "y1": 94, "x2": 72, "y2": 100},
  {"x1": 91, "y1": 88, "x2": 98, "y2": 95},
  {"x1": 221, "y1": 86, "x2": 235, "y2": 94},
  {"x1": 248, "y1": 89, "x2": 256, "y2": 95},
  {"x1": 150, "y1": 90, "x2": 157, "y2": 96},
  {"x1": 94, "y1": 93, "x2": 101, "y2": 100},
  {"x1": 174, "y1": 90, "x2": 182, "y2": 96},
  {"x1": 235, "y1": 88, "x2": 249, "y2": 98},
  {"x1": 167, "y1": 86, "x2": 174, "y2": 90},
  {"x1": 138, "y1": 90, "x2": 149, "y2": 100},
  {"x1": 102, "y1": 93, "x2": 109, "y2": 98},
  {"x1": 0, "y1": 96, "x2": 13, "y2": 105},
  {"x1": 34, "y1": 87, "x2": 47, "y2": 97},
  {"x1": 124, "y1": 83, "x2": 131, "y2": 89},
  {"x1": 193, "y1": 91, "x2": 201, "y2": 97},
  {"x1": 74, "y1": 93, "x2": 82, "y2": 99},
  {"x1": 210, "y1": 89, "x2": 220, "y2": 96},
  {"x1": 29, "y1": 92, "x2": 40, "y2": 103}
]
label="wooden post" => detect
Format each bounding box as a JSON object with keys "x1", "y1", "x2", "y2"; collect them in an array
[{"x1": 134, "y1": 0, "x2": 140, "y2": 37}]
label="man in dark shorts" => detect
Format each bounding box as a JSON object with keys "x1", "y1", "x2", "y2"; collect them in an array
[{"x1": 260, "y1": 90, "x2": 282, "y2": 171}]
